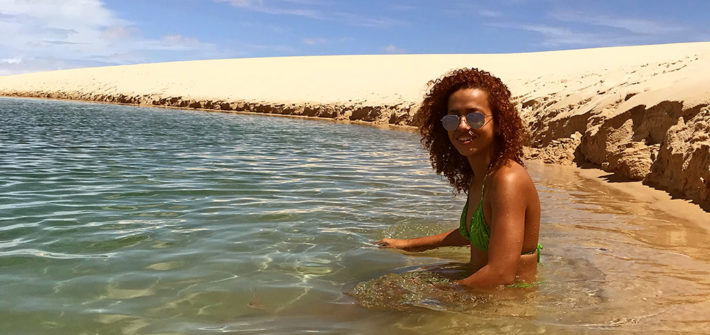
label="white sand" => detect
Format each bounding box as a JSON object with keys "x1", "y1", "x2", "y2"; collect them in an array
[{"x1": 1, "y1": 42, "x2": 708, "y2": 107}]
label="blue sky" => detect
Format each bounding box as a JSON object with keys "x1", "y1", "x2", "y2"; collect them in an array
[{"x1": 0, "y1": 0, "x2": 708, "y2": 75}]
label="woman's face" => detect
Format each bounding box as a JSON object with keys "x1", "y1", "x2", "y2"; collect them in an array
[{"x1": 445, "y1": 88, "x2": 496, "y2": 157}]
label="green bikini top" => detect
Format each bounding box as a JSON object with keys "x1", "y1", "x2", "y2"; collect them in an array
[
  {"x1": 458, "y1": 175, "x2": 542, "y2": 262},
  {"x1": 459, "y1": 175, "x2": 491, "y2": 251}
]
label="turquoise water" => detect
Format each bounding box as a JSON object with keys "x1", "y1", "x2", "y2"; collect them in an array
[{"x1": 2, "y1": 97, "x2": 710, "y2": 334}]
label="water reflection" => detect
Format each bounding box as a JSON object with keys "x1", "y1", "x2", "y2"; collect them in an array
[{"x1": 1, "y1": 98, "x2": 710, "y2": 334}]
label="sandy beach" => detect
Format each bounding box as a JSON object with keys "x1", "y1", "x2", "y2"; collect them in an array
[{"x1": 1, "y1": 42, "x2": 709, "y2": 210}]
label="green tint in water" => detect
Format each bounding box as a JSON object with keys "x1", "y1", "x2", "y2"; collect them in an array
[
  {"x1": 347, "y1": 263, "x2": 474, "y2": 312},
  {"x1": 2, "y1": 98, "x2": 710, "y2": 334}
]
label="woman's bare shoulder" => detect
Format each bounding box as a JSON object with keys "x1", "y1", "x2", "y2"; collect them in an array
[
  {"x1": 489, "y1": 160, "x2": 532, "y2": 186},
  {"x1": 486, "y1": 161, "x2": 539, "y2": 214}
]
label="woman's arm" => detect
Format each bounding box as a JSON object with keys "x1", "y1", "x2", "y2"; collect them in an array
[
  {"x1": 376, "y1": 228, "x2": 469, "y2": 252},
  {"x1": 457, "y1": 170, "x2": 528, "y2": 288}
]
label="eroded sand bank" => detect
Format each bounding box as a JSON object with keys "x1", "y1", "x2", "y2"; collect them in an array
[{"x1": 1, "y1": 42, "x2": 709, "y2": 210}]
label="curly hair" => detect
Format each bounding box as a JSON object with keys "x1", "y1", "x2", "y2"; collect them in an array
[{"x1": 413, "y1": 68, "x2": 526, "y2": 194}]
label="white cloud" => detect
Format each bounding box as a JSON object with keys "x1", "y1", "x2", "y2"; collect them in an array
[
  {"x1": 0, "y1": 56, "x2": 111, "y2": 76},
  {"x1": 0, "y1": 0, "x2": 217, "y2": 75},
  {"x1": 0, "y1": 57, "x2": 21, "y2": 64},
  {"x1": 243, "y1": 42, "x2": 297, "y2": 54},
  {"x1": 489, "y1": 8, "x2": 695, "y2": 49},
  {"x1": 390, "y1": 4, "x2": 416, "y2": 11},
  {"x1": 334, "y1": 12, "x2": 403, "y2": 28},
  {"x1": 216, "y1": 0, "x2": 404, "y2": 28},
  {"x1": 497, "y1": 11, "x2": 694, "y2": 48},
  {"x1": 157, "y1": 34, "x2": 204, "y2": 49},
  {"x1": 302, "y1": 37, "x2": 326, "y2": 45},
  {"x1": 217, "y1": 0, "x2": 321, "y2": 18},
  {"x1": 550, "y1": 11, "x2": 688, "y2": 35},
  {"x1": 102, "y1": 25, "x2": 139, "y2": 41},
  {"x1": 224, "y1": 0, "x2": 260, "y2": 6},
  {"x1": 519, "y1": 24, "x2": 600, "y2": 46},
  {"x1": 479, "y1": 9, "x2": 502, "y2": 18},
  {"x1": 384, "y1": 44, "x2": 406, "y2": 54},
  {"x1": 283, "y1": 0, "x2": 326, "y2": 4},
  {"x1": 488, "y1": 22, "x2": 619, "y2": 48},
  {"x1": 0, "y1": 0, "x2": 122, "y2": 29}
]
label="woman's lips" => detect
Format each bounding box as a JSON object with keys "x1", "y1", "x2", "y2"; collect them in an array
[{"x1": 456, "y1": 133, "x2": 477, "y2": 144}]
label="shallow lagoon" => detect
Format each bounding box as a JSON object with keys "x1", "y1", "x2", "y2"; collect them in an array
[{"x1": 1, "y1": 98, "x2": 710, "y2": 334}]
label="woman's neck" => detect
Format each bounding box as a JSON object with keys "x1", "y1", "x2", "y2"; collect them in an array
[{"x1": 467, "y1": 150, "x2": 493, "y2": 182}]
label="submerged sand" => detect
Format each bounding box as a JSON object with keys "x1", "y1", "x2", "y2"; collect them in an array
[{"x1": 1, "y1": 42, "x2": 709, "y2": 210}]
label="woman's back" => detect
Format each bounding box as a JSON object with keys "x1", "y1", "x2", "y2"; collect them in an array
[{"x1": 466, "y1": 160, "x2": 541, "y2": 276}]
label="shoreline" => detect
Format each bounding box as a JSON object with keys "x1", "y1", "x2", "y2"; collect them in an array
[
  {"x1": 3, "y1": 94, "x2": 709, "y2": 217},
  {"x1": 575, "y1": 164, "x2": 710, "y2": 227},
  {"x1": 2, "y1": 42, "x2": 709, "y2": 211},
  {"x1": 0, "y1": 94, "x2": 419, "y2": 132}
]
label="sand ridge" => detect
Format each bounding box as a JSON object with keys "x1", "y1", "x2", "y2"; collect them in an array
[{"x1": 1, "y1": 42, "x2": 709, "y2": 210}]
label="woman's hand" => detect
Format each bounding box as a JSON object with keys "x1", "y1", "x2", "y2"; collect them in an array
[
  {"x1": 375, "y1": 229, "x2": 468, "y2": 252},
  {"x1": 375, "y1": 238, "x2": 426, "y2": 252},
  {"x1": 375, "y1": 238, "x2": 408, "y2": 249}
]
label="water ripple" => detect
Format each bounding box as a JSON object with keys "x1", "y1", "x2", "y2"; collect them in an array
[{"x1": 3, "y1": 98, "x2": 710, "y2": 334}]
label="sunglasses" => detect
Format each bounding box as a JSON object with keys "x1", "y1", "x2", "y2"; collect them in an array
[{"x1": 440, "y1": 112, "x2": 490, "y2": 131}]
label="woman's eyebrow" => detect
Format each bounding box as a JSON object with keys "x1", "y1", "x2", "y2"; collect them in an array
[{"x1": 448, "y1": 107, "x2": 481, "y2": 113}]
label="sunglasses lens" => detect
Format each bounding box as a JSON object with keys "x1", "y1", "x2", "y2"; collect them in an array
[
  {"x1": 466, "y1": 113, "x2": 485, "y2": 128},
  {"x1": 441, "y1": 115, "x2": 460, "y2": 131}
]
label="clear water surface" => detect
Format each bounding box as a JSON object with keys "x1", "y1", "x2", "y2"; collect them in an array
[{"x1": 1, "y1": 97, "x2": 710, "y2": 334}]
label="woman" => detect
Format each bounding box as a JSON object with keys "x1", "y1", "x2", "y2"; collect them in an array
[{"x1": 376, "y1": 68, "x2": 541, "y2": 289}]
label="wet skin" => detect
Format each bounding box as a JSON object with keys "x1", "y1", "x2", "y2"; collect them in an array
[{"x1": 377, "y1": 88, "x2": 541, "y2": 288}]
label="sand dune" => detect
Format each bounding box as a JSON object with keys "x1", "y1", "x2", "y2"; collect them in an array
[{"x1": 1, "y1": 42, "x2": 709, "y2": 210}]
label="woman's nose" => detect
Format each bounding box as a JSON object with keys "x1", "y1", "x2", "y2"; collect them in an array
[{"x1": 458, "y1": 115, "x2": 471, "y2": 130}]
